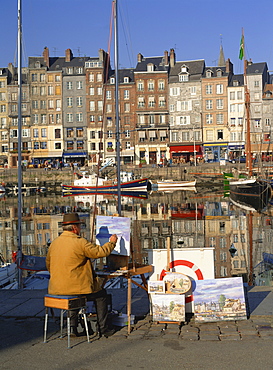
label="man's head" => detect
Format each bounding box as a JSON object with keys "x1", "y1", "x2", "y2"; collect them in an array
[{"x1": 62, "y1": 213, "x2": 84, "y2": 235}]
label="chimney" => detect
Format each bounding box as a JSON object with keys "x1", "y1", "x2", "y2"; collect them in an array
[
  {"x1": 170, "y1": 48, "x2": 176, "y2": 68},
  {"x1": 65, "y1": 48, "x2": 73, "y2": 62},
  {"x1": 164, "y1": 50, "x2": 168, "y2": 66},
  {"x1": 43, "y1": 47, "x2": 49, "y2": 67},
  {"x1": 225, "y1": 58, "x2": 233, "y2": 74},
  {"x1": 99, "y1": 48, "x2": 106, "y2": 62},
  {"x1": 137, "y1": 53, "x2": 143, "y2": 63},
  {"x1": 8, "y1": 63, "x2": 14, "y2": 76}
]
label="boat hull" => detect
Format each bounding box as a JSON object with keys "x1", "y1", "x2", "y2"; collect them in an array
[
  {"x1": 152, "y1": 180, "x2": 196, "y2": 191},
  {"x1": 62, "y1": 178, "x2": 150, "y2": 196},
  {"x1": 229, "y1": 178, "x2": 271, "y2": 212}
]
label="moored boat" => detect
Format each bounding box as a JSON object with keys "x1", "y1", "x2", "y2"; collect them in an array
[{"x1": 151, "y1": 179, "x2": 196, "y2": 191}]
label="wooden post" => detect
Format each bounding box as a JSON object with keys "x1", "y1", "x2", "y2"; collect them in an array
[
  {"x1": 127, "y1": 276, "x2": 132, "y2": 334},
  {"x1": 166, "y1": 236, "x2": 171, "y2": 271}
]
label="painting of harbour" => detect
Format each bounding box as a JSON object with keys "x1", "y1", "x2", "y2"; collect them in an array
[
  {"x1": 151, "y1": 294, "x2": 185, "y2": 322},
  {"x1": 193, "y1": 277, "x2": 247, "y2": 322}
]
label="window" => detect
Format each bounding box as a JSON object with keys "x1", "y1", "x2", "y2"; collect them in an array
[
  {"x1": 237, "y1": 91, "x2": 243, "y2": 100},
  {"x1": 124, "y1": 103, "x2": 130, "y2": 112},
  {"x1": 32, "y1": 100, "x2": 38, "y2": 109},
  {"x1": 67, "y1": 97, "x2": 73, "y2": 107},
  {"x1": 230, "y1": 118, "x2": 236, "y2": 126},
  {"x1": 171, "y1": 131, "x2": 178, "y2": 141},
  {"x1": 97, "y1": 73, "x2": 102, "y2": 82},
  {"x1": 76, "y1": 128, "x2": 83, "y2": 137},
  {"x1": 67, "y1": 82, "x2": 73, "y2": 90},
  {"x1": 55, "y1": 75, "x2": 60, "y2": 82},
  {"x1": 67, "y1": 113, "x2": 73, "y2": 123},
  {"x1": 76, "y1": 97, "x2": 83, "y2": 106},
  {"x1": 179, "y1": 74, "x2": 189, "y2": 82},
  {"x1": 106, "y1": 104, "x2": 112, "y2": 113},
  {"x1": 48, "y1": 100, "x2": 54, "y2": 109},
  {"x1": 31, "y1": 73, "x2": 38, "y2": 82},
  {"x1": 254, "y1": 93, "x2": 260, "y2": 101},
  {"x1": 217, "y1": 130, "x2": 223, "y2": 140},
  {"x1": 148, "y1": 97, "x2": 155, "y2": 108},
  {"x1": 216, "y1": 84, "x2": 223, "y2": 94},
  {"x1": 206, "y1": 114, "x2": 213, "y2": 124},
  {"x1": 90, "y1": 115, "x2": 95, "y2": 122},
  {"x1": 76, "y1": 113, "x2": 83, "y2": 122},
  {"x1": 182, "y1": 131, "x2": 190, "y2": 141},
  {"x1": 206, "y1": 130, "x2": 213, "y2": 141},
  {"x1": 77, "y1": 81, "x2": 83, "y2": 90},
  {"x1": 106, "y1": 90, "x2": 112, "y2": 99},
  {"x1": 125, "y1": 141, "x2": 131, "y2": 149},
  {"x1": 110, "y1": 77, "x2": 115, "y2": 84},
  {"x1": 89, "y1": 101, "x2": 95, "y2": 111},
  {"x1": 216, "y1": 99, "x2": 223, "y2": 109},
  {"x1": 41, "y1": 114, "x2": 46, "y2": 124},
  {"x1": 265, "y1": 118, "x2": 270, "y2": 126},
  {"x1": 216, "y1": 113, "x2": 223, "y2": 125},
  {"x1": 148, "y1": 81, "x2": 154, "y2": 91},
  {"x1": 124, "y1": 90, "x2": 129, "y2": 99},
  {"x1": 206, "y1": 85, "x2": 212, "y2": 94},
  {"x1": 170, "y1": 87, "x2": 180, "y2": 96},
  {"x1": 124, "y1": 130, "x2": 130, "y2": 138},
  {"x1": 89, "y1": 87, "x2": 94, "y2": 95},
  {"x1": 41, "y1": 128, "x2": 47, "y2": 137},
  {"x1": 254, "y1": 80, "x2": 259, "y2": 87},
  {"x1": 48, "y1": 86, "x2": 54, "y2": 95},
  {"x1": 55, "y1": 129, "x2": 61, "y2": 139},
  {"x1": 41, "y1": 100, "x2": 46, "y2": 109},
  {"x1": 159, "y1": 98, "x2": 166, "y2": 107},
  {"x1": 158, "y1": 81, "x2": 165, "y2": 90},
  {"x1": 238, "y1": 117, "x2": 243, "y2": 126},
  {"x1": 255, "y1": 119, "x2": 261, "y2": 128},
  {"x1": 190, "y1": 86, "x2": 196, "y2": 95},
  {"x1": 34, "y1": 142, "x2": 39, "y2": 149},
  {"x1": 230, "y1": 91, "x2": 235, "y2": 100},
  {"x1": 89, "y1": 73, "x2": 94, "y2": 82},
  {"x1": 98, "y1": 101, "x2": 103, "y2": 110},
  {"x1": 90, "y1": 131, "x2": 95, "y2": 139},
  {"x1": 40, "y1": 142, "x2": 47, "y2": 149},
  {"x1": 206, "y1": 100, "x2": 212, "y2": 109},
  {"x1": 97, "y1": 87, "x2": 102, "y2": 95},
  {"x1": 67, "y1": 141, "x2": 74, "y2": 150},
  {"x1": 77, "y1": 140, "x2": 84, "y2": 150},
  {"x1": 137, "y1": 81, "x2": 144, "y2": 91}
]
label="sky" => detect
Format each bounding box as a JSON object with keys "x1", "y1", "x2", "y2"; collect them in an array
[{"x1": 1, "y1": 0, "x2": 273, "y2": 75}]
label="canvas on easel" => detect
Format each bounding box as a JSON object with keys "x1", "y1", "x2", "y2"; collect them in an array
[
  {"x1": 148, "y1": 280, "x2": 165, "y2": 294},
  {"x1": 96, "y1": 215, "x2": 131, "y2": 270}
]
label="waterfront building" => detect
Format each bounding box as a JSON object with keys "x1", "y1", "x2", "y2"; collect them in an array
[
  {"x1": 227, "y1": 74, "x2": 245, "y2": 160},
  {"x1": 134, "y1": 51, "x2": 169, "y2": 165},
  {"x1": 201, "y1": 58, "x2": 233, "y2": 162},
  {"x1": 168, "y1": 53, "x2": 204, "y2": 164}
]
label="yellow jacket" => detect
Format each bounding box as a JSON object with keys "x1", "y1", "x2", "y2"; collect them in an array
[{"x1": 46, "y1": 231, "x2": 116, "y2": 295}]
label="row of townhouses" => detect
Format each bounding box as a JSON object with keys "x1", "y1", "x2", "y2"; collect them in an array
[{"x1": 0, "y1": 46, "x2": 272, "y2": 168}]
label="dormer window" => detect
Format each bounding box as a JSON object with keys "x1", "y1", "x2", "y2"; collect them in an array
[
  {"x1": 266, "y1": 91, "x2": 272, "y2": 98},
  {"x1": 206, "y1": 70, "x2": 212, "y2": 78},
  {"x1": 179, "y1": 74, "x2": 189, "y2": 82},
  {"x1": 67, "y1": 67, "x2": 73, "y2": 74},
  {"x1": 35, "y1": 61, "x2": 41, "y2": 68},
  {"x1": 181, "y1": 65, "x2": 188, "y2": 73},
  {"x1": 124, "y1": 77, "x2": 129, "y2": 83},
  {"x1": 217, "y1": 69, "x2": 223, "y2": 77},
  {"x1": 147, "y1": 63, "x2": 154, "y2": 72},
  {"x1": 233, "y1": 80, "x2": 239, "y2": 87},
  {"x1": 110, "y1": 77, "x2": 115, "y2": 84}
]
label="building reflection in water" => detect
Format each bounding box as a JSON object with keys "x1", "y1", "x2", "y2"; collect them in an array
[{"x1": 0, "y1": 189, "x2": 273, "y2": 286}]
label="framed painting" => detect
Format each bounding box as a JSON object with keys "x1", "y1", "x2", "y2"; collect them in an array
[
  {"x1": 151, "y1": 294, "x2": 185, "y2": 322},
  {"x1": 96, "y1": 215, "x2": 131, "y2": 256},
  {"x1": 163, "y1": 272, "x2": 192, "y2": 294},
  {"x1": 193, "y1": 277, "x2": 247, "y2": 322},
  {"x1": 148, "y1": 280, "x2": 165, "y2": 294}
]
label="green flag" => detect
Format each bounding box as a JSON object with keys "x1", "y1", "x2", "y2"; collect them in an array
[{"x1": 239, "y1": 35, "x2": 244, "y2": 60}]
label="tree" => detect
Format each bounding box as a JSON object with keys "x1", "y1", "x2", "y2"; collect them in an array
[{"x1": 218, "y1": 294, "x2": 226, "y2": 309}]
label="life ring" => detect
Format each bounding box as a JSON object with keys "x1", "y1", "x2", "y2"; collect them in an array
[{"x1": 160, "y1": 259, "x2": 204, "y2": 303}]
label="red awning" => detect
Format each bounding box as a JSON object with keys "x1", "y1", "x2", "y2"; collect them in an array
[
  {"x1": 170, "y1": 145, "x2": 202, "y2": 153},
  {"x1": 171, "y1": 210, "x2": 203, "y2": 219}
]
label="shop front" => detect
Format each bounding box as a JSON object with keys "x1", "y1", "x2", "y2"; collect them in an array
[
  {"x1": 63, "y1": 151, "x2": 88, "y2": 166},
  {"x1": 203, "y1": 142, "x2": 228, "y2": 163},
  {"x1": 169, "y1": 144, "x2": 203, "y2": 164}
]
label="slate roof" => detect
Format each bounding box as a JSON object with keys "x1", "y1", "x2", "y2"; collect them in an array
[
  {"x1": 108, "y1": 68, "x2": 135, "y2": 83},
  {"x1": 169, "y1": 59, "x2": 205, "y2": 83},
  {"x1": 246, "y1": 62, "x2": 267, "y2": 75},
  {"x1": 229, "y1": 74, "x2": 244, "y2": 87},
  {"x1": 135, "y1": 56, "x2": 168, "y2": 72}
]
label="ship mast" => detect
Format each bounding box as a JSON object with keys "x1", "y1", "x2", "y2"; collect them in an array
[
  {"x1": 114, "y1": 0, "x2": 121, "y2": 215},
  {"x1": 17, "y1": 0, "x2": 23, "y2": 288},
  {"x1": 242, "y1": 29, "x2": 252, "y2": 176}
]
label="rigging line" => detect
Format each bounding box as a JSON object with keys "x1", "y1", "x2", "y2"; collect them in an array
[
  {"x1": 90, "y1": 1, "x2": 114, "y2": 243},
  {"x1": 119, "y1": 1, "x2": 134, "y2": 68}
]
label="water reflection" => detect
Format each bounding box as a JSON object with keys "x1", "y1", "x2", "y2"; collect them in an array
[{"x1": 1, "y1": 187, "x2": 273, "y2": 287}]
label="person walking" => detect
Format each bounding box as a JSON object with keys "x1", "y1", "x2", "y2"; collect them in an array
[{"x1": 46, "y1": 212, "x2": 118, "y2": 337}]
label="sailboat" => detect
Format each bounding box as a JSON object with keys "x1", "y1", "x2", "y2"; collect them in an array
[{"x1": 228, "y1": 31, "x2": 272, "y2": 212}]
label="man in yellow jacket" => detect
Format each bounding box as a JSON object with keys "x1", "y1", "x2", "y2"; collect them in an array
[{"x1": 46, "y1": 213, "x2": 118, "y2": 337}]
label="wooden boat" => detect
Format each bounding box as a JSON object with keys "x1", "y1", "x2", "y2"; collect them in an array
[
  {"x1": 229, "y1": 178, "x2": 272, "y2": 212},
  {"x1": 62, "y1": 177, "x2": 151, "y2": 195},
  {"x1": 152, "y1": 179, "x2": 196, "y2": 191}
]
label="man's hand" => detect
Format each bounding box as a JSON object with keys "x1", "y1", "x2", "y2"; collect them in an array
[{"x1": 109, "y1": 234, "x2": 118, "y2": 244}]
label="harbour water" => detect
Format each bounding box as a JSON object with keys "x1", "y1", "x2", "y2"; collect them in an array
[{"x1": 0, "y1": 180, "x2": 273, "y2": 287}]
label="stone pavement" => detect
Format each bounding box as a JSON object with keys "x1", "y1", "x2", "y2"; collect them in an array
[
  {"x1": 1, "y1": 285, "x2": 273, "y2": 369},
  {"x1": 0, "y1": 285, "x2": 273, "y2": 342}
]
